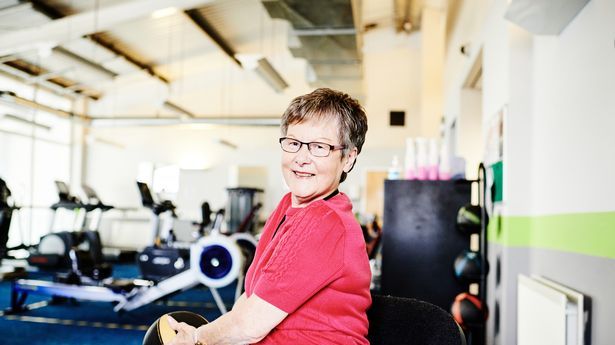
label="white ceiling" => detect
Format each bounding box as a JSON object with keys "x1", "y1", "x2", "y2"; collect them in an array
[{"x1": 0, "y1": 0, "x2": 418, "y2": 123}]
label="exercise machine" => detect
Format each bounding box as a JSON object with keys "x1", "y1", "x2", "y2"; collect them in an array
[
  {"x1": 225, "y1": 187, "x2": 263, "y2": 234},
  {"x1": 136, "y1": 181, "x2": 190, "y2": 282},
  {"x1": 27, "y1": 181, "x2": 111, "y2": 280},
  {"x1": 9, "y1": 210, "x2": 257, "y2": 315},
  {"x1": 0, "y1": 178, "x2": 26, "y2": 280}
]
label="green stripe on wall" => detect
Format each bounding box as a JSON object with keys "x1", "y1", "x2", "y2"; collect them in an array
[{"x1": 487, "y1": 212, "x2": 615, "y2": 259}]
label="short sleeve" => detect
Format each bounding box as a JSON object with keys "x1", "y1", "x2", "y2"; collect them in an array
[{"x1": 252, "y1": 206, "x2": 345, "y2": 313}]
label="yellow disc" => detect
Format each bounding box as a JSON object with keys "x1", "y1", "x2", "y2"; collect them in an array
[{"x1": 158, "y1": 314, "x2": 177, "y2": 344}]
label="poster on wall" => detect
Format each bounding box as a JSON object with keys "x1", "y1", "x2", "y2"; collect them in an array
[
  {"x1": 484, "y1": 106, "x2": 505, "y2": 166},
  {"x1": 484, "y1": 106, "x2": 506, "y2": 216}
]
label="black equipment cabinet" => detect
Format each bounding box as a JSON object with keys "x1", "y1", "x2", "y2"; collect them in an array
[{"x1": 381, "y1": 179, "x2": 472, "y2": 311}]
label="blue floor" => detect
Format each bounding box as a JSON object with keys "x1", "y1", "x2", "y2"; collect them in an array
[{"x1": 0, "y1": 264, "x2": 236, "y2": 345}]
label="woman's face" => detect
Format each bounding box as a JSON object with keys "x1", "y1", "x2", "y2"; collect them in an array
[{"x1": 282, "y1": 117, "x2": 357, "y2": 208}]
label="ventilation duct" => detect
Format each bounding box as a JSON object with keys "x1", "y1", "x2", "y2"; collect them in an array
[
  {"x1": 261, "y1": 0, "x2": 363, "y2": 96},
  {"x1": 504, "y1": 0, "x2": 591, "y2": 35}
]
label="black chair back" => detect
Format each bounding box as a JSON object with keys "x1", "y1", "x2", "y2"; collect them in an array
[{"x1": 367, "y1": 294, "x2": 466, "y2": 345}]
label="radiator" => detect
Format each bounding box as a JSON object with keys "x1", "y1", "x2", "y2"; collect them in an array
[{"x1": 517, "y1": 275, "x2": 589, "y2": 345}]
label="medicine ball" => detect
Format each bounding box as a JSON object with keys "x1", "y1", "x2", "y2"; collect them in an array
[
  {"x1": 451, "y1": 293, "x2": 488, "y2": 328},
  {"x1": 453, "y1": 250, "x2": 489, "y2": 282},
  {"x1": 143, "y1": 311, "x2": 208, "y2": 345},
  {"x1": 456, "y1": 204, "x2": 482, "y2": 235}
]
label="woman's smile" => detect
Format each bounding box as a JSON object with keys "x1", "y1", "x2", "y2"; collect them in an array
[{"x1": 292, "y1": 170, "x2": 315, "y2": 178}]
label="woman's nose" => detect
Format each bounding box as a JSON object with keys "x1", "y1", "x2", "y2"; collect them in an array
[{"x1": 294, "y1": 144, "x2": 312, "y2": 164}]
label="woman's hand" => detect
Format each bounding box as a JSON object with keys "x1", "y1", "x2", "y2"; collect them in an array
[{"x1": 166, "y1": 315, "x2": 197, "y2": 345}]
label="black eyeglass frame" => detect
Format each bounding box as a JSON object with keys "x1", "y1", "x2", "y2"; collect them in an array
[{"x1": 278, "y1": 137, "x2": 346, "y2": 157}]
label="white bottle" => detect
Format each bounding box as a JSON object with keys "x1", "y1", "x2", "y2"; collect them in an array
[
  {"x1": 428, "y1": 138, "x2": 439, "y2": 180},
  {"x1": 387, "y1": 155, "x2": 401, "y2": 180},
  {"x1": 415, "y1": 138, "x2": 428, "y2": 180},
  {"x1": 404, "y1": 137, "x2": 417, "y2": 180},
  {"x1": 439, "y1": 142, "x2": 451, "y2": 180}
]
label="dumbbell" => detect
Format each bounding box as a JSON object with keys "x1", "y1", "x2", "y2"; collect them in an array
[{"x1": 143, "y1": 311, "x2": 208, "y2": 345}]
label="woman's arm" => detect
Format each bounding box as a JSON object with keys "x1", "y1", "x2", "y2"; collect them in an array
[{"x1": 169, "y1": 293, "x2": 287, "y2": 345}]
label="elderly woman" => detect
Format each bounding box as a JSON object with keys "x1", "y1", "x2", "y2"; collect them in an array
[{"x1": 169, "y1": 88, "x2": 371, "y2": 344}]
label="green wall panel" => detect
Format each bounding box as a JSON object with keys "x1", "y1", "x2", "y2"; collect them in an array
[{"x1": 487, "y1": 211, "x2": 615, "y2": 258}]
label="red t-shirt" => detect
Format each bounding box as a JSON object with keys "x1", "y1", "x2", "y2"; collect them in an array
[{"x1": 245, "y1": 192, "x2": 371, "y2": 344}]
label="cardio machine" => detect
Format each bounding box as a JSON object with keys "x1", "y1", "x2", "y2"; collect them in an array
[
  {"x1": 0, "y1": 178, "x2": 26, "y2": 279},
  {"x1": 136, "y1": 181, "x2": 191, "y2": 282},
  {"x1": 27, "y1": 181, "x2": 111, "y2": 280},
  {"x1": 9, "y1": 209, "x2": 258, "y2": 315}
]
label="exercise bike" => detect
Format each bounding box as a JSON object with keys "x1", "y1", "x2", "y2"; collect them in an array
[{"x1": 136, "y1": 181, "x2": 190, "y2": 282}]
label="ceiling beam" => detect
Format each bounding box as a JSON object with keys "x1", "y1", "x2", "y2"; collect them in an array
[
  {"x1": 22, "y1": 0, "x2": 195, "y2": 84},
  {"x1": 86, "y1": 33, "x2": 170, "y2": 84},
  {"x1": 0, "y1": 0, "x2": 214, "y2": 57},
  {"x1": 184, "y1": 9, "x2": 242, "y2": 67},
  {"x1": 184, "y1": 9, "x2": 288, "y2": 93}
]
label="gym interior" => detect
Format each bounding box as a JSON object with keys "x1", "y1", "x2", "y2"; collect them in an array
[{"x1": 0, "y1": 0, "x2": 612, "y2": 344}]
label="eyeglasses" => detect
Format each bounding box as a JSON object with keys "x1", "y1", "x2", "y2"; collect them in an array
[{"x1": 279, "y1": 137, "x2": 345, "y2": 157}]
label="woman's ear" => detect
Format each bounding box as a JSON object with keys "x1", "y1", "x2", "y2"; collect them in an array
[{"x1": 343, "y1": 148, "x2": 358, "y2": 173}]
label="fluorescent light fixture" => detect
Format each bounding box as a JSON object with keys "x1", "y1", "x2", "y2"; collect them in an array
[
  {"x1": 2, "y1": 113, "x2": 52, "y2": 131},
  {"x1": 163, "y1": 100, "x2": 195, "y2": 118},
  {"x1": 0, "y1": 90, "x2": 76, "y2": 119},
  {"x1": 151, "y1": 7, "x2": 178, "y2": 19},
  {"x1": 53, "y1": 47, "x2": 118, "y2": 80},
  {"x1": 85, "y1": 135, "x2": 125, "y2": 149},
  {"x1": 218, "y1": 139, "x2": 238, "y2": 150},
  {"x1": 253, "y1": 58, "x2": 289, "y2": 93},
  {"x1": 235, "y1": 54, "x2": 261, "y2": 69},
  {"x1": 235, "y1": 55, "x2": 289, "y2": 93}
]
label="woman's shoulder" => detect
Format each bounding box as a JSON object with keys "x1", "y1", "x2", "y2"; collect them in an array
[{"x1": 303, "y1": 195, "x2": 354, "y2": 227}]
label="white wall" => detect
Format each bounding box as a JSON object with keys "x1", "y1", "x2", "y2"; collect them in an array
[
  {"x1": 443, "y1": 0, "x2": 490, "y2": 120},
  {"x1": 458, "y1": 88, "x2": 483, "y2": 179},
  {"x1": 443, "y1": 0, "x2": 615, "y2": 344},
  {"x1": 362, "y1": 28, "x2": 422, "y2": 147},
  {"x1": 530, "y1": 0, "x2": 615, "y2": 214}
]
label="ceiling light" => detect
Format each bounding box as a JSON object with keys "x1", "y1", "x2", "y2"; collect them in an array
[
  {"x1": 151, "y1": 7, "x2": 178, "y2": 19},
  {"x1": 53, "y1": 47, "x2": 118, "y2": 80},
  {"x1": 86, "y1": 135, "x2": 125, "y2": 149},
  {"x1": 0, "y1": 91, "x2": 79, "y2": 120},
  {"x1": 403, "y1": 21, "x2": 413, "y2": 32},
  {"x1": 163, "y1": 100, "x2": 195, "y2": 118},
  {"x1": 253, "y1": 57, "x2": 289, "y2": 93},
  {"x1": 2, "y1": 113, "x2": 51, "y2": 131},
  {"x1": 218, "y1": 139, "x2": 238, "y2": 150}
]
